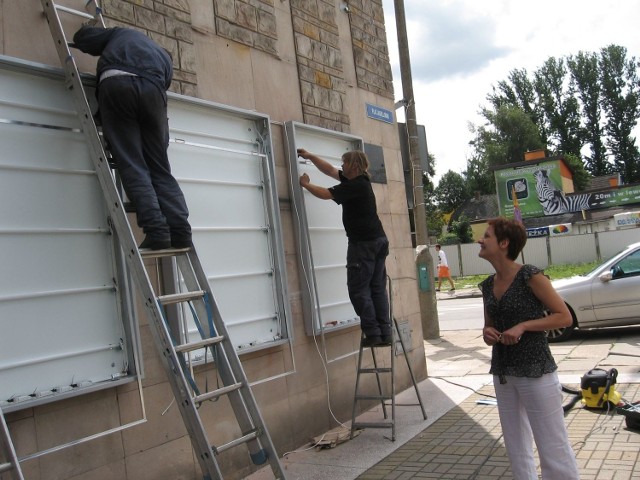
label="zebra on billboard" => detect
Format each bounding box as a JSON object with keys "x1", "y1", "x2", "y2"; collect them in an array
[{"x1": 533, "y1": 169, "x2": 592, "y2": 215}]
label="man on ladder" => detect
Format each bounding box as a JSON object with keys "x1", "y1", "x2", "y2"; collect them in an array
[
  {"x1": 72, "y1": 25, "x2": 192, "y2": 250},
  {"x1": 297, "y1": 148, "x2": 391, "y2": 347},
  {"x1": 36, "y1": 2, "x2": 286, "y2": 478}
]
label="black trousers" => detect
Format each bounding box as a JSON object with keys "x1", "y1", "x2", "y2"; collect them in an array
[
  {"x1": 346, "y1": 236, "x2": 391, "y2": 337},
  {"x1": 98, "y1": 76, "x2": 191, "y2": 241}
]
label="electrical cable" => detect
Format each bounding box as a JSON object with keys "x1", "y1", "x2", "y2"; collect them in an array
[{"x1": 282, "y1": 126, "x2": 349, "y2": 440}]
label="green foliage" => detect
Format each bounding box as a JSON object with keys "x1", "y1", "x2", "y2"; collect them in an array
[
  {"x1": 599, "y1": 45, "x2": 640, "y2": 183},
  {"x1": 470, "y1": 105, "x2": 545, "y2": 167},
  {"x1": 422, "y1": 170, "x2": 445, "y2": 237},
  {"x1": 434, "y1": 170, "x2": 469, "y2": 213},
  {"x1": 436, "y1": 232, "x2": 459, "y2": 246},
  {"x1": 464, "y1": 152, "x2": 495, "y2": 195},
  {"x1": 567, "y1": 51, "x2": 609, "y2": 176},
  {"x1": 454, "y1": 261, "x2": 599, "y2": 287},
  {"x1": 438, "y1": 216, "x2": 474, "y2": 245},
  {"x1": 450, "y1": 216, "x2": 474, "y2": 244},
  {"x1": 475, "y1": 45, "x2": 640, "y2": 184},
  {"x1": 534, "y1": 57, "x2": 583, "y2": 157},
  {"x1": 563, "y1": 153, "x2": 590, "y2": 191}
]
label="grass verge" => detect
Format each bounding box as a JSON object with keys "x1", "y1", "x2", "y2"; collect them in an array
[{"x1": 454, "y1": 261, "x2": 600, "y2": 290}]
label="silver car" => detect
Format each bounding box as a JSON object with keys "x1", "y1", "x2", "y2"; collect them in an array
[{"x1": 547, "y1": 241, "x2": 640, "y2": 342}]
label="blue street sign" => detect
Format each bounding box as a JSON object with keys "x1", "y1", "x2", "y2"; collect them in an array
[{"x1": 366, "y1": 103, "x2": 394, "y2": 124}]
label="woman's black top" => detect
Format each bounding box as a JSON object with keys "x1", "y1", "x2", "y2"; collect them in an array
[{"x1": 479, "y1": 264, "x2": 557, "y2": 381}]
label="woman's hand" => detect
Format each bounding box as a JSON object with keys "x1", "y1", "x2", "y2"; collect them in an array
[
  {"x1": 482, "y1": 326, "x2": 502, "y2": 346},
  {"x1": 501, "y1": 324, "x2": 525, "y2": 345}
]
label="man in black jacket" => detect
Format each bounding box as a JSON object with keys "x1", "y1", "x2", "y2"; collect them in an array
[
  {"x1": 298, "y1": 148, "x2": 391, "y2": 347},
  {"x1": 73, "y1": 26, "x2": 191, "y2": 250}
]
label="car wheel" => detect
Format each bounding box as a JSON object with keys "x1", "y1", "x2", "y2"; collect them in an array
[
  {"x1": 544, "y1": 306, "x2": 576, "y2": 343},
  {"x1": 546, "y1": 325, "x2": 574, "y2": 343}
]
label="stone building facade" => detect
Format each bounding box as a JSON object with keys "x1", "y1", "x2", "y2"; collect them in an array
[{"x1": 0, "y1": 1, "x2": 426, "y2": 478}]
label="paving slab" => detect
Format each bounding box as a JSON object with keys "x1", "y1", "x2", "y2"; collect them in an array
[{"x1": 248, "y1": 310, "x2": 640, "y2": 480}]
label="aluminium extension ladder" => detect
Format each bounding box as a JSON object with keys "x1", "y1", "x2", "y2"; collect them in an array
[
  {"x1": 37, "y1": 1, "x2": 285, "y2": 479},
  {"x1": 0, "y1": 411, "x2": 24, "y2": 480},
  {"x1": 351, "y1": 317, "x2": 427, "y2": 441}
]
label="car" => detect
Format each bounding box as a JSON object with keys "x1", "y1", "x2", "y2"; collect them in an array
[{"x1": 547, "y1": 241, "x2": 640, "y2": 342}]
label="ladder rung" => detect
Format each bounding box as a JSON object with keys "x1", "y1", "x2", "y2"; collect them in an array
[
  {"x1": 194, "y1": 382, "x2": 243, "y2": 404},
  {"x1": 139, "y1": 247, "x2": 190, "y2": 259},
  {"x1": 214, "y1": 430, "x2": 260, "y2": 455},
  {"x1": 359, "y1": 368, "x2": 392, "y2": 374},
  {"x1": 355, "y1": 394, "x2": 392, "y2": 401},
  {"x1": 53, "y1": 3, "x2": 94, "y2": 20},
  {"x1": 175, "y1": 336, "x2": 224, "y2": 353},
  {"x1": 157, "y1": 291, "x2": 205, "y2": 305},
  {"x1": 0, "y1": 461, "x2": 14, "y2": 473},
  {"x1": 352, "y1": 421, "x2": 393, "y2": 429}
]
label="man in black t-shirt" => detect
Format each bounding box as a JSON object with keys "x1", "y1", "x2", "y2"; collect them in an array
[{"x1": 298, "y1": 148, "x2": 390, "y2": 347}]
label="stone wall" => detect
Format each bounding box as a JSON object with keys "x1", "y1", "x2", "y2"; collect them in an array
[
  {"x1": 347, "y1": 0, "x2": 394, "y2": 98},
  {"x1": 290, "y1": 0, "x2": 350, "y2": 132},
  {"x1": 102, "y1": 0, "x2": 197, "y2": 96},
  {"x1": 213, "y1": 0, "x2": 278, "y2": 56}
]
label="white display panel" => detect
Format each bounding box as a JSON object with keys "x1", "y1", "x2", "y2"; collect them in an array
[
  {"x1": 0, "y1": 57, "x2": 291, "y2": 411},
  {"x1": 285, "y1": 122, "x2": 364, "y2": 335},
  {"x1": 167, "y1": 99, "x2": 290, "y2": 352},
  {"x1": 0, "y1": 60, "x2": 130, "y2": 410}
]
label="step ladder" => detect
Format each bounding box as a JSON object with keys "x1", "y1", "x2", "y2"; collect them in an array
[
  {"x1": 0, "y1": 411, "x2": 24, "y2": 480},
  {"x1": 38, "y1": 1, "x2": 285, "y2": 479},
  {"x1": 350, "y1": 317, "x2": 427, "y2": 441}
]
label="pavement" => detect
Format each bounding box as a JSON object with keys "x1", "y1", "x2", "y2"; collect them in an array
[{"x1": 248, "y1": 288, "x2": 640, "y2": 480}]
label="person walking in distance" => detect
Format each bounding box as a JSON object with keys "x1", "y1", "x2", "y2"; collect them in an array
[
  {"x1": 435, "y1": 244, "x2": 455, "y2": 292},
  {"x1": 72, "y1": 25, "x2": 192, "y2": 250},
  {"x1": 297, "y1": 148, "x2": 391, "y2": 348},
  {"x1": 478, "y1": 217, "x2": 580, "y2": 480}
]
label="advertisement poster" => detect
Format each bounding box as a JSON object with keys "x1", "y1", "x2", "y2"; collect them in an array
[
  {"x1": 614, "y1": 211, "x2": 640, "y2": 227},
  {"x1": 496, "y1": 160, "x2": 561, "y2": 219},
  {"x1": 496, "y1": 161, "x2": 640, "y2": 219}
]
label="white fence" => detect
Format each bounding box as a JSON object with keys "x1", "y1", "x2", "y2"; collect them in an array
[{"x1": 431, "y1": 227, "x2": 640, "y2": 277}]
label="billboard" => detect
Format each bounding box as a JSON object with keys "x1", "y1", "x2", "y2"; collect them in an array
[
  {"x1": 496, "y1": 160, "x2": 561, "y2": 219},
  {"x1": 526, "y1": 223, "x2": 572, "y2": 238},
  {"x1": 497, "y1": 161, "x2": 640, "y2": 218}
]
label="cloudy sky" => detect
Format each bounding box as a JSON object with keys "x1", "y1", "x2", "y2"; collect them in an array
[{"x1": 381, "y1": 0, "x2": 640, "y2": 184}]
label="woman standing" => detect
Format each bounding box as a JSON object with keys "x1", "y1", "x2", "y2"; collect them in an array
[{"x1": 478, "y1": 217, "x2": 579, "y2": 479}]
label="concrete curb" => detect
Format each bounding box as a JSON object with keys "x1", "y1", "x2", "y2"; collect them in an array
[{"x1": 436, "y1": 287, "x2": 482, "y2": 301}]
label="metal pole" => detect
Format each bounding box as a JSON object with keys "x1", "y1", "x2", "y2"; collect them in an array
[
  {"x1": 394, "y1": 0, "x2": 439, "y2": 340},
  {"x1": 394, "y1": 0, "x2": 426, "y2": 246}
]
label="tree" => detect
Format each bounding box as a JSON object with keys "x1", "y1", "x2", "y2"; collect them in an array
[
  {"x1": 567, "y1": 51, "x2": 610, "y2": 176},
  {"x1": 422, "y1": 166, "x2": 445, "y2": 237},
  {"x1": 471, "y1": 105, "x2": 545, "y2": 167},
  {"x1": 599, "y1": 45, "x2": 640, "y2": 183},
  {"x1": 450, "y1": 216, "x2": 474, "y2": 244},
  {"x1": 437, "y1": 215, "x2": 474, "y2": 245},
  {"x1": 488, "y1": 68, "x2": 548, "y2": 144},
  {"x1": 563, "y1": 153, "x2": 590, "y2": 191},
  {"x1": 434, "y1": 170, "x2": 469, "y2": 214},
  {"x1": 533, "y1": 57, "x2": 583, "y2": 157},
  {"x1": 474, "y1": 46, "x2": 640, "y2": 184},
  {"x1": 464, "y1": 152, "x2": 495, "y2": 195}
]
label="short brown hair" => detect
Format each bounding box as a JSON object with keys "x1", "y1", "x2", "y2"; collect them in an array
[
  {"x1": 342, "y1": 150, "x2": 370, "y2": 178},
  {"x1": 487, "y1": 217, "x2": 527, "y2": 260}
]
